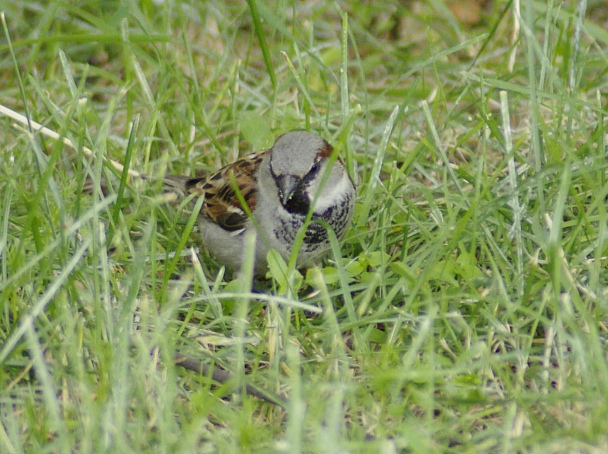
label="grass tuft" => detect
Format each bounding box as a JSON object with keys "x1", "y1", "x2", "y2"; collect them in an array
[{"x1": 1, "y1": 0, "x2": 608, "y2": 451}]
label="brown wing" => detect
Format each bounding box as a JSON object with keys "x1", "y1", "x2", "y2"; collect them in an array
[{"x1": 184, "y1": 150, "x2": 266, "y2": 232}]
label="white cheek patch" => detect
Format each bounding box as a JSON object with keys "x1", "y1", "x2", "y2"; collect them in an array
[
  {"x1": 311, "y1": 172, "x2": 352, "y2": 211},
  {"x1": 230, "y1": 228, "x2": 246, "y2": 236}
]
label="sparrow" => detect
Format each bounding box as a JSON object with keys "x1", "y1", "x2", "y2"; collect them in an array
[{"x1": 164, "y1": 131, "x2": 356, "y2": 274}]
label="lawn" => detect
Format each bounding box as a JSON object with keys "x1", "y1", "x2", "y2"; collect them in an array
[{"x1": 1, "y1": 0, "x2": 608, "y2": 452}]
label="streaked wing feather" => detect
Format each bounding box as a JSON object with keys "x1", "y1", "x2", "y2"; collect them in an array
[{"x1": 183, "y1": 150, "x2": 266, "y2": 232}]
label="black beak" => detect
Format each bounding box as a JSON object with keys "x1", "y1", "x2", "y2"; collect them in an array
[
  {"x1": 276, "y1": 175, "x2": 309, "y2": 215},
  {"x1": 277, "y1": 175, "x2": 301, "y2": 206}
]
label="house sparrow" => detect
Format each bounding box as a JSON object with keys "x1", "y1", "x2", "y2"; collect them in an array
[{"x1": 164, "y1": 131, "x2": 356, "y2": 273}]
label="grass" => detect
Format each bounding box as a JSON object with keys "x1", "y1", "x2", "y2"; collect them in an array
[{"x1": 1, "y1": 0, "x2": 608, "y2": 452}]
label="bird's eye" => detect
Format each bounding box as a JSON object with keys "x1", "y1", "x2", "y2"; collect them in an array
[{"x1": 310, "y1": 162, "x2": 320, "y2": 174}]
